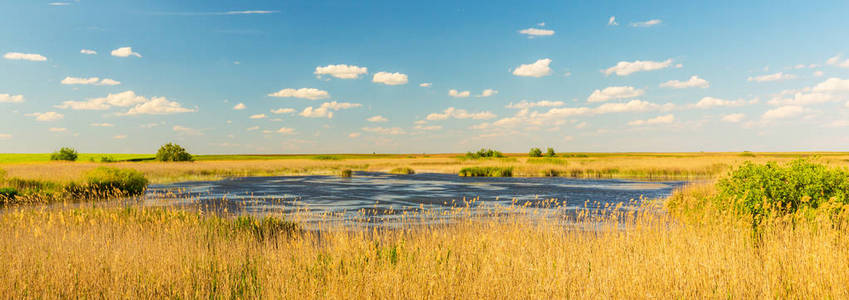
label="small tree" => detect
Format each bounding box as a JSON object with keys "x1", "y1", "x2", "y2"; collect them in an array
[
  {"x1": 156, "y1": 143, "x2": 193, "y2": 162},
  {"x1": 545, "y1": 147, "x2": 556, "y2": 157},
  {"x1": 529, "y1": 148, "x2": 543, "y2": 157},
  {"x1": 50, "y1": 147, "x2": 78, "y2": 161}
]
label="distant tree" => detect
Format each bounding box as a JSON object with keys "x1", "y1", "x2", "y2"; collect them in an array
[
  {"x1": 50, "y1": 147, "x2": 78, "y2": 161},
  {"x1": 156, "y1": 143, "x2": 193, "y2": 162},
  {"x1": 545, "y1": 147, "x2": 556, "y2": 157},
  {"x1": 529, "y1": 148, "x2": 543, "y2": 157}
]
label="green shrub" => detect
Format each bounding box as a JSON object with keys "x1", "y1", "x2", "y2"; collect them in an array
[
  {"x1": 465, "y1": 148, "x2": 504, "y2": 159},
  {"x1": 0, "y1": 187, "x2": 18, "y2": 200},
  {"x1": 715, "y1": 159, "x2": 849, "y2": 218},
  {"x1": 100, "y1": 156, "x2": 117, "y2": 163},
  {"x1": 546, "y1": 148, "x2": 556, "y2": 157},
  {"x1": 64, "y1": 167, "x2": 149, "y2": 198},
  {"x1": 339, "y1": 169, "x2": 353, "y2": 177},
  {"x1": 458, "y1": 166, "x2": 513, "y2": 177},
  {"x1": 739, "y1": 151, "x2": 756, "y2": 157},
  {"x1": 50, "y1": 147, "x2": 78, "y2": 161},
  {"x1": 529, "y1": 148, "x2": 543, "y2": 157},
  {"x1": 527, "y1": 157, "x2": 568, "y2": 165},
  {"x1": 389, "y1": 167, "x2": 415, "y2": 175},
  {"x1": 313, "y1": 155, "x2": 341, "y2": 160},
  {"x1": 156, "y1": 143, "x2": 193, "y2": 162}
]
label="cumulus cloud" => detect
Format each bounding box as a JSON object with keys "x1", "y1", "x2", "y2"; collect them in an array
[
  {"x1": 268, "y1": 88, "x2": 330, "y2": 100},
  {"x1": 518, "y1": 28, "x2": 554, "y2": 37},
  {"x1": 123, "y1": 97, "x2": 196, "y2": 115},
  {"x1": 477, "y1": 89, "x2": 498, "y2": 97},
  {"x1": 26, "y1": 111, "x2": 64, "y2": 121},
  {"x1": 587, "y1": 86, "x2": 644, "y2": 102},
  {"x1": 249, "y1": 114, "x2": 266, "y2": 119},
  {"x1": 173, "y1": 125, "x2": 202, "y2": 136},
  {"x1": 246, "y1": 126, "x2": 260, "y2": 131},
  {"x1": 692, "y1": 97, "x2": 751, "y2": 109},
  {"x1": 90, "y1": 123, "x2": 114, "y2": 127},
  {"x1": 414, "y1": 124, "x2": 442, "y2": 131},
  {"x1": 299, "y1": 101, "x2": 361, "y2": 118},
  {"x1": 721, "y1": 113, "x2": 745, "y2": 123},
  {"x1": 233, "y1": 103, "x2": 246, "y2": 110},
  {"x1": 111, "y1": 47, "x2": 141, "y2": 58},
  {"x1": 767, "y1": 92, "x2": 835, "y2": 106},
  {"x1": 748, "y1": 72, "x2": 797, "y2": 82},
  {"x1": 0, "y1": 94, "x2": 25, "y2": 103},
  {"x1": 372, "y1": 72, "x2": 408, "y2": 85},
  {"x1": 49, "y1": 127, "x2": 67, "y2": 132},
  {"x1": 631, "y1": 19, "x2": 662, "y2": 27},
  {"x1": 512, "y1": 58, "x2": 552, "y2": 77},
  {"x1": 603, "y1": 59, "x2": 673, "y2": 76},
  {"x1": 419, "y1": 83, "x2": 432, "y2": 87},
  {"x1": 506, "y1": 100, "x2": 564, "y2": 109},
  {"x1": 348, "y1": 132, "x2": 361, "y2": 138},
  {"x1": 608, "y1": 16, "x2": 618, "y2": 26},
  {"x1": 270, "y1": 108, "x2": 295, "y2": 114},
  {"x1": 660, "y1": 75, "x2": 710, "y2": 88},
  {"x1": 448, "y1": 89, "x2": 470, "y2": 98},
  {"x1": 628, "y1": 114, "x2": 674, "y2": 126},
  {"x1": 763, "y1": 105, "x2": 805, "y2": 120},
  {"x1": 56, "y1": 91, "x2": 187, "y2": 114},
  {"x1": 367, "y1": 115, "x2": 388, "y2": 122},
  {"x1": 594, "y1": 100, "x2": 673, "y2": 114},
  {"x1": 826, "y1": 55, "x2": 849, "y2": 68},
  {"x1": 80, "y1": 49, "x2": 97, "y2": 55},
  {"x1": 812, "y1": 77, "x2": 849, "y2": 93},
  {"x1": 4, "y1": 52, "x2": 47, "y2": 61},
  {"x1": 61, "y1": 76, "x2": 121, "y2": 86},
  {"x1": 362, "y1": 127, "x2": 406, "y2": 135},
  {"x1": 277, "y1": 127, "x2": 295, "y2": 135},
  {"x1": 314, "y1": 64, "x2": 368, "y2": 79},
  {"x1": 426, "y1": 107, "x2": 496, "y2": 121}
]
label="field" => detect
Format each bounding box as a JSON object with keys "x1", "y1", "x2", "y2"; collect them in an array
[{"x1": 1, "y1": 152, "x2": 849, "y2": 298}]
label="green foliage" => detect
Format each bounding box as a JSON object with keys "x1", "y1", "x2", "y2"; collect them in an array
[
  {"x1": 389, "y1": 167, "x2": 415, "y2": 175},
  {"x1": 739, "y1": 151, "x2": 756, "y2": 157},
  {"x1": 529, "y1": 148, "x2": 543, "y2": 157},
  {"x1": 465, "y1": 148, "x2": 504, "y2": 159},
  {"x1": 50, "y1": 147, "x2": 78, "y2": 161},
  {"x1": 339, "y1": 169, "x2": 353, "y2": 177},
  {"x1": 526, "y1": 157, "x2": 568, "y2": 165},
  {"x1": 458, "y1": 166, "x2": 513, "y2": 177},
  {"x1": 546, "y1": 148, "x2": 556, "y2": 157},
  {"x1": 64, "y1": 167, "x2": 149, "y2": 198},
  {"x1": 561, "y1": 153, "x2": 590, "y2": 158},
  {"x1": 716, "y1": 159, "x2": 849, "y2": 218},
  {"x1": 313, "y1": 155, "x2": 342, "y2": 160},
  {"x1": 156, "y1": 143, "x2": 193, "y2": 162},
  {"x1": 232, "y1": 215, "x2": 301, "y2": 242},
  {"x1": 100, "y1": 156, "x2": 117, "y2": 163},
  {"x1": 0, "y1": 187, "x2": 18, "y2": 201}
]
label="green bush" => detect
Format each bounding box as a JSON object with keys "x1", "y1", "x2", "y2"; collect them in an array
[
  {"x1": 389, "y1": 167, "x2": 415, "y2": 175},
  {"x1": 465, "y1": 148, "x2": 504, "y2": 159},
  {"x1": 529, "y1": 148, "x2": 543, "y2": 157},
  {"x1": 156, "y1": 143, "x2": 193, "y2": 162},
  {"x1": 100, "y1": 156, "x2": 117, "y2": 163},
  {"x1": 313, "y1": 155, "x2": 342, "y2": 160},
  {"x1": 458, "y1": 166, "x2": 513, "y2": 177},
  {"x1": 339, "y1": 169, "x2": 353, "y2": 177},
  {"x1": 0, "y1": 187, "x2": 18, "y2": 200},
  {"x1": 546, "y1": 148, "x2": 556, "y2": 157},
  {"x1": 50, "y1": 147, "x2": 78, "y2": 161},
  {"x1": 64, "y1": 167, "x2": 149, "y2": 198},
  {"x1": 716, "y1": 159, "x2": 849, "y2": 218}
]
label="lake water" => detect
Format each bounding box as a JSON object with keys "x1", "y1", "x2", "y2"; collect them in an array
[{"x1": 145, "y1": 172, "x2": 686, "y2": 223}]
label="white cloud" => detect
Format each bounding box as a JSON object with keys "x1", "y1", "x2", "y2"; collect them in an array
[
  {"x1": 268, "y1": 88, "x2": 330, "y2": 100},
  {"x1": 587, "y1": 86, "x2": 645, "y2": 102},
  {"x1": 270, "y1": 108, "x2": 295, "y2": 114},
  {"x1": 414, "y1": 124, "x2": 442, "y2": 131},
  {"x1": 448, "y1": 89, "x2": 470, "y2": 98},
  {"x1": 173, "y1": 125, "x2": 202, "y2": 135},
  {"x1": 299, "y1": 101, "x2": 361, "y2": 118},
  {"x1": 3, "y1": 52, "x2": 47, "y2": 62},
  {"x1": 314, "y1": 64, "x2": 368, "y2": 79},
  {"x1": 61, "y1": 76, "x2": 121, "y2": 86},
  {"x1": 426, "y1": 107, "x2": 496, "y2": 121},
  {"x1": 628, "y1": 114, "x2": 674, "y2": 126},
  {"x1": 608, "y1": 16, "x2": 618, "y2": 26},
  {"x1": 512, "y1": 58, "x2": 552, "y2": 77},
  {"x1": 660, "y1": 75, "x2": 710, "y2": 88},
  {"x1": 506, "y1": 100, "x2": 564, "y2": 109},
  {"x1": 814, "y1": 71, "x2": 824, "y2": 77},
  {"x1": 111, "y1": 47, "x2": 141, "y2": 58},
  {"x1": 721, "y1": 113, "x2": 746, "y2": 123},
  {"x1": 348, "y1": 132, "x2": 361, "y2": 138},
  {"x1": 477, "y1": 89, "x2": 499, "y2": 97},
  {"x1": 518, "y1": 28, "x2": 554, "y2": 36},
  {"x1": 491, "y1": 100, "x2": 672, "y2": 129},
  {"x1": 249, "y1": 114, "x2": 266, "y2": 119},
  {"x1": 0, "y1": 94, "x2": 25, "y2": 103},
  {"x1": 26, "y1": 111, "x2": 64, "y2": 121},
  {"x1": 603, "y1": 59, "x2": 673, "y2": 76},
  {"x1": 419, "y1": 83, "x2": 432, "y2": 87},
  {"x1": 594, "y1": 100, "x2": 672, "y2": 114},
  {"x1": 762, "y1": 105, "x2": 805, "y2": 120},
  {"x1": 692, "y1": 97, "x2": 749, "y2": 109},
  {"x1": 826, "y1": 55, "x2": 849, "y2": 68},
  {"x1": 0, "y1": 134, "x2": 11, "y2": 140},
  {"x1": 246, "y1": 126, "x2": 260, "y2": 131},
  {"x1": 631, "y1": 19, "x2": 662, "y2": 27},
  {"x1": 49, "y1": 127, "x2": 67, "y2": 132},
  {"x1": 48, "y1": 2, "x2": 71, "y2": 6},
  {"x1": 367, "y1": 115, "x2": 388, "y2": 122},
  {"x1": 277, "y1": 127, "x2": 295, "y2": 135},
  {"x1": 123, "y1": 97, "x2": 196, "y2": 115},
  {"x1": 90, "y1": 123, "x2": 114, "y2": 127},
  {"x1": 362, "y1": 127, "x2": 406, "y2": 135},
  {"x1": 812, "y1": 77, "x2": 849, "y2": 93},
  {"x1": 748, "y1": 72, "x2": 796, "y2": 82},
  {"x1": 768, "y1": 92, "x2": 835, "y2": 106},
  {"x1": 372, "y1": 72, "x2": 408, "y2": 85},
  {"x1": 57, "y1": 91, "x2": 153, "y2": 111},
  {"x1": 233, "y1": 103, "x2": 246, "y2": 110},
  {"x1": 80, "y1": 49, "x2": 97, "y2": 55},
  {"x1": 225, "y1": 10, "x2": 278, "y2": 15},
  {"x1": 113, "y1": 135, "x2": 127, "y2": 139}
]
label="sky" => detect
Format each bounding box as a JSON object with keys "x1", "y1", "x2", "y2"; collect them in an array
[{"x1": 1, "y1": 0, "x2": 849, "y2": 154}]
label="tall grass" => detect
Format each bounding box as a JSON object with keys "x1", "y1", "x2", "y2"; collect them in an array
[{"x1": 458, "y1": 166, "x2": 513, "y2": 177}]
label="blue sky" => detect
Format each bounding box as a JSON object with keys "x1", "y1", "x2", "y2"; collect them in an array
[{"x1": 2, "y1": 0, "x2": 849, "y2": 154}]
